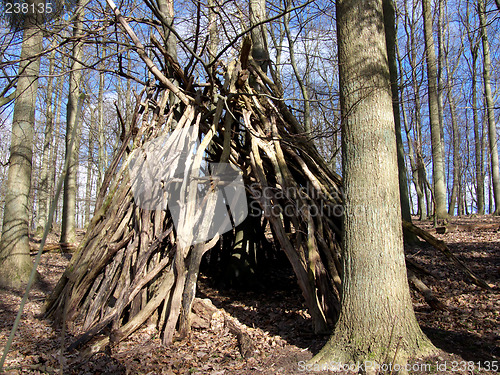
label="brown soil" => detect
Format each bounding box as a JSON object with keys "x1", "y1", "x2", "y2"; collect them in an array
[{"x1": 0, "y1": 215, "x2": 498, "y2": 374}]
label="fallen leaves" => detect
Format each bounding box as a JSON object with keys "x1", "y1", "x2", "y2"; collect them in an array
[{"x1": 0, "y1": 216, "x2": 498, "y2": 374}]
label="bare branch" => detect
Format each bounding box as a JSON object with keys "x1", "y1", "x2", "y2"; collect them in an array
[{"x1": 105, "y1": 0, "x2": 192, "y2": 105}]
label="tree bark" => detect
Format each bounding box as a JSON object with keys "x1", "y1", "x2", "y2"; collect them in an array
[
  {"x1": 61, "y1": 2, "x2": 85, "y2": 246},
  {"x1": 422, "y1": 0, "x2": 448, "y2": 219},
  {"x1": 477, "y1": 0, "x2": 500, "y2": 215},
  {"x1": 0, "y1": 6, "x2": 43, "y2": 288},
  {"x1": 310, "y1": 0, "x2": 434, "y2": 366}
]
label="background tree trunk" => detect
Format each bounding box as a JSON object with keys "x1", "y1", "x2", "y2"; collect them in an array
[
  {"x1": 405, "y1": 0, "x2": 428, "y2": 220},
  {"x1": 207, "y1": 0, "x2": 218, "y2": 63},
  {"x1": 84, "y1": 109, "x2": 94, "y2": 226},
  {"x1": 383, "y1": 0, "x2": 417, "y2": 243},
  {"x1": 97, "y1": 46, "x2": 106, "y2": 191},
  {"x1": 469, "y1": 32, "x2": 484, "y2": 214},
  {"x1": 48, "y1": 71, "x2": 65, "y2": 228},
  {"x1": 157, "y1": 0, "x2": 178, "y2": 63},
  {"x1": 249, "y1": 0, "x2": 269, "y2": 73},
  {"x1": 36, "y1": 41, "x2": 57, "y2": 236},
  {"x1": 422, "y1": 0, "x2": 448, "y2": 219},
  {"x1": 283, "y1": 1, "x2": 311, "y2": 133},
  {"x1": 0, "y1": 7, "x2": 43, "y2": 288},
  {"x1": 445, "y1": 45, "x2": 462, "y2": 215},
  {"x1": 437, "y1": 0, "x2": 446, "y2": 166},
  {"x1": 61, "y1": 2, "x2": 85, "y2": 246}
]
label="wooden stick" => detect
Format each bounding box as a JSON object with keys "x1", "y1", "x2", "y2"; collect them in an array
[
  {"x1": 403, "y1": 220, "x2": 491, "y2": 290},
  {"x1": 407, "y1": 269, "x2": 447, "y2": 310}
]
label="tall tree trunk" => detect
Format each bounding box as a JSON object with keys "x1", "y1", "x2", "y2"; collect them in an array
[
  {"x1": 445, "y1": 48, "x2": 462, "y2": 216},
  {"x1": 422, "y1": 0, "x2": 448, "y2": 219},
  {"x1": 61, "y1": 2, "x2": 85, "y2": 246},
  {"x1": 36, "y1": 40, "x2": 57, "y2": 236},
  {"x1": 405, "y1": 0, "x2": 427, "y2": 220},
  {"x1": 397, "y1": 25, "x2": 420, "y2": 216},
  {"x1": 30, "y1": 131, "x2": 39, "y2": 232},
  {"x1": 469, "y1": 29, "x2": 485, "y2": 214},
  {"x1": 311, "y1": 0, "x2": 434, "y2": 365},
  {"x1": 157, "y1": 0, "x2": 178, "y2": 63},
  {"x1": 283, "y1": 1, "x2": 311, "y2": 133},
  {"x1": 383, "y1": 0, "x2": 417, "y2": 242},
  {"x1": 268, "y1": 0, "x2": 285, "y2": 82},
  {"x1": 84, "y1": 110, "x2": 94, "y2": 226},
  {"x1": 48, "y1": 72, "x2": 65, "y2": 228},
  {"x1": 249, "y1": 0, "x2": 269, "y2": 73},
  {"x1": 207, "y1": 0, "x2": 218, "y2": 63},
  {"x1": 124, "y1": 50, "x2": 133, "y2": 131},
  {"x1": 156, "y1": 0, "x2": 179, "y2": 107},
  {"x1": 437, "y1": 0, "x2": 445, "y2": 162},
  {"x1": 0, "y1": 5, "x2": 43, "y2": 288},
  {"x1": 74, "y1": 107, "x2": 85, "y2": 229},
  {"x1": 477, "y1": 0, "x2": 500, "y2": 215},
  {"x1": 458, "y1": 177, "x2": 464, "y2": 215},
  {"x1": 400, "y1": 88, "x2": 419, "y2": 216},
  {"x1": 446, "y1": 90, "x2": 460, "y2": 216},
  {"x1": 488, "y1": 154, "x2": 493, "y2": 213},
  {"x1": 97, "y1": 48, "x2": 105, "y2": 191}
]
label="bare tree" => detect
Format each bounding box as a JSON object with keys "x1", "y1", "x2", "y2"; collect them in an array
[{"x1": 0, "y1": 1, "x2": 44, "y2": 288}]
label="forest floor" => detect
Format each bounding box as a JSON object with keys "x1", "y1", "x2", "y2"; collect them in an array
[{"x1": 0, "y1": 215, "x2": 499, "y2": 374}]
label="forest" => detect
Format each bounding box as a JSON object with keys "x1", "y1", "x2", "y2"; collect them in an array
[{"x1": 0, "y1": 0, "x2": 499, "y2": 373}]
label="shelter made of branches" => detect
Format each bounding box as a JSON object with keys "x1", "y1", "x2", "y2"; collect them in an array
[{"x1": 44, "y1": 14, "x2": 346, "y2": 352}]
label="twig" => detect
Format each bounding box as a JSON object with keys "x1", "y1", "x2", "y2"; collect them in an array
[{"x1": 389, "y1": 337, "x2": 402, "y2": 375}]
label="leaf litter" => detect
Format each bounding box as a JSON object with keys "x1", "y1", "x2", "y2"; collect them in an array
[{"x1": 0, "y1": 216, "x2": 498, "y2": 374}]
